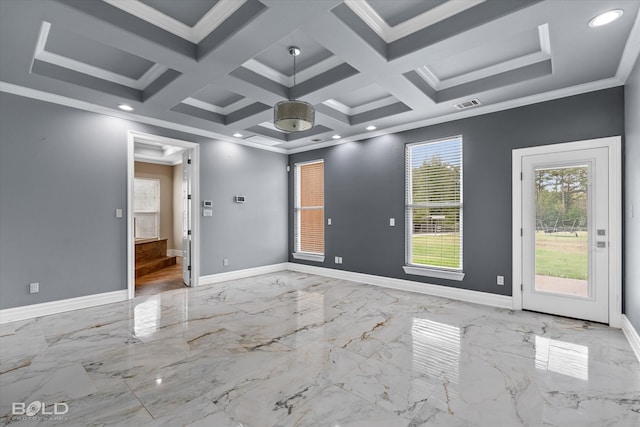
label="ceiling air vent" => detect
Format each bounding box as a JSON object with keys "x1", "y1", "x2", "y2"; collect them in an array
[{"x1": 454, "y1": 99, "x2": 481, "y2": 110}]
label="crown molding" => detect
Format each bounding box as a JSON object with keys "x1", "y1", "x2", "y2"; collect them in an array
[
  {"x1": 344, "y1": 0, "x2": 485, "y2": 43},
  {"x1": 616, "y1": 0, "x2": 640, "y2": 83},
  {"x1": 0, "y1": 82, "x2": 287, "y2": 154},
  {"x1": 102, "y1": 0, "x2": 246, "y2": 44}
]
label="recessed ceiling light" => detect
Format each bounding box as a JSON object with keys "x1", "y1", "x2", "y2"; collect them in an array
[
  {"x1": 366, "y1": 125, "x2": 377, "y2": 131},
  {"x1": 118, "y1": 104, "x2": 134, "y2": 111},
  {"x1": 233, "y1": 133, "x2": 243, "y2": 138},
  {"x1": 589, "y1": 9, "x2": 623, "y2": 27},
  {"x1": 332, "y1": 134, "x2": 341, "y2": 139}
]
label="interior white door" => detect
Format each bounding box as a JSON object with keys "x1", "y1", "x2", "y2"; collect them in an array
[
  {"x1": 182, "y1": 149, "x2": 192, "y2": 287},
  {"x1": 521, "y1": 147, "x2": 609, "y2": 323}
]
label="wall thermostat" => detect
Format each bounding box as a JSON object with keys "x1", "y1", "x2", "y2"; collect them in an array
[
  {"x1": 234, "y1": 195, "x2": 246, "y2": 203},
  {"x1": 203, "y1": 200, "x2": 213, "y2": 207}
]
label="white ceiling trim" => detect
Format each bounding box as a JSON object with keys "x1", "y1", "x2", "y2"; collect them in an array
[
  {"x1": 344, "y1": 0, "x2": 485, "y2": 43},
  {"x1": 616, "y1": 1, "x2": 640, "y2": 83},
  {"x1": 257, "y1": 121, "x2": 281, "y2": 132},
  {"x1": 137, "y1": 64, "x2": 170, "y2": 89},
  {"x1": 33, "y1": 22, "x2": 168, "y2": 90},
  {"x1": 290, "y1": 76, "x2": 623, "y2": 154},
  {"x1": 0, "y1": 82, "x2": 288, "y2": 154},
  {"x1": 322, "y1": 98, "x2": 351, "y2": 115},
  {"x1": 182, "y1": 96, "x2": 253, "y2": 115},
  {"x1": 191, "y1": 0, "x2": 247, "y2": 44},
  {"x1": 242, "y1": 56, "x2": 343, "y2": 87},
  {"x1": 418, "y1": 24, "x2": 551, "y2": 91},
  {"x1": 102, "y1": 0, "x2": 246, "y2": 44},
  {"x1": 323, "y1": 95, "x2": 397, "y2": 116},
  {"x1": 420, "y1": 50, "x2": 550, "y2": 91},
  {"x1": 102, "y1": 0, "x2": 194, "y2": 41},
  {"x1": 244, "y1": 135, "x2": 283, "y2": 146},
  {"x1": 0, "y1": 74, "x2": 624, "y2": 156},
  {"x1": 539, "y1": 23, "x2": 551, "y2": 56}
]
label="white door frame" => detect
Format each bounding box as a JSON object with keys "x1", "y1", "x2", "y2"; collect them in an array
[
  {"x1": 512, "y1": 136, "x2": 621, "y2": 327},
  {"x1": 127, "y1": 131, "x2": 200, "y2": 299}
]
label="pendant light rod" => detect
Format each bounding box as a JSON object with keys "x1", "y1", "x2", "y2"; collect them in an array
[{"x1": 289, "y1": 46, "x2": 300, "y2": 101}]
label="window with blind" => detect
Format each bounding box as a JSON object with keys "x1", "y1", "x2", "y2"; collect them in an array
[
  {"x1": 405, "y1": 137, "x2": 463, "y2": 277},
  {"x1": 294, "y1": 160, "x2": 325, "y2": 261},
  {"x1": 134, "y1": 178, "x2": 160, "y2": 239}
]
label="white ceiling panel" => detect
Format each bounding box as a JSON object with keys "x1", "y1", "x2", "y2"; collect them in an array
[{"x1": 0, "y1": 0, "x2": 638, "y2": 153}]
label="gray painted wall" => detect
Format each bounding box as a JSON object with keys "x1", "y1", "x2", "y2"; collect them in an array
[
  {"x1": 0, "y1": 92, "x2": 288, "y2": 309},
  {"x1": 198, "y1": 139, "x2": 288, "y2": 275},
  {"x1": 625, "y1": 57, "x2": 640, "y2": 332},
  {"x1": 289, "y1": 87, "x2": 625, "y2": 297}
]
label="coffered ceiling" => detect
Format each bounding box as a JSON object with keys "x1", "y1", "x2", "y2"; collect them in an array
[{"x1": 1, "y1": 0, "x2": 639, "y2": 153}]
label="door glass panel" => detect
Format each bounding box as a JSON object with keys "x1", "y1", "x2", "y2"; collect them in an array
[{"x1": 534, "y1": 165, "x2": 589, "y2": 297}]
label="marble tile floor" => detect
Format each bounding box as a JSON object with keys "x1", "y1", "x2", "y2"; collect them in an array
[{"x1": 1, "y1": 271, "x2": 639, "y2": 426}]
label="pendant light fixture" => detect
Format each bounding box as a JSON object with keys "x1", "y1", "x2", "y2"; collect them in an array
[{"x1": 274, "y1": 46, "x2": 315, "y2": 132}]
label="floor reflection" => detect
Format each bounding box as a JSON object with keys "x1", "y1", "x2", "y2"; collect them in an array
[
  {"x1": 134, "y1": 297, "x2": 161, "y2": 339},
  {"x1": 412, "y1": 318, "x2": 460, "y2": 383},
  {"x1": 535, "y1": 336, "x2": 589, "y2": 381}
]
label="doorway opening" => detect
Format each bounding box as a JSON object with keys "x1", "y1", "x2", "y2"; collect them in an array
[
  {"x1": 127, "y1": 131, "x2": 199, "y2": 299},
  {"x1": 512, "y1": 137, "x2": 621, "y2": 326}
]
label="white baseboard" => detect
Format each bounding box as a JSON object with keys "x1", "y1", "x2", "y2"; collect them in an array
[
  {"x1": 167, "y1": 249, "x2": 182, "y2": 257},
  {"x1": 621, "y1": 314, "x2": 640, "y2": 363},
  {"x1": 286, "y1": 263, "x2": 513, "y2": 309},
  {"x1": 0, "y1": 290, "x2": 128, "y2": 324},
  {"x1": 199, "y1": 263, "x2": 289, "y2": 286},
  {"x1": 0, "y1": 264, "x2": 513, "y2": 325}
]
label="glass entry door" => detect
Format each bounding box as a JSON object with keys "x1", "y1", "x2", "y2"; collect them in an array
[{"x1": 521, "y1": 147, "x2": 609, "y2": 323}]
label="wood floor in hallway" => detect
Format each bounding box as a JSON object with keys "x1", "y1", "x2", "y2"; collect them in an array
[{"x1": 135, "y1": 256, "x2": 186, "y2": 297}]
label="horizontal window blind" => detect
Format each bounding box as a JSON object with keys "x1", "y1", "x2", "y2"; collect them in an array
[
  {"x1": 406, "y1": 137, "x2": 462, "y2": 270},
  {"x1": 134, "y1": 178, "x2": 160, "y2": 239},
  {"x1": 295, "y1": 160, "x2": 324, "y2": 254}
]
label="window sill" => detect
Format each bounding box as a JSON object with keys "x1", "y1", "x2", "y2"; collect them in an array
[
  {"x1": 292, "y1": 252, "x2": 325, "y2": 262},
  {"x1": 402, "y1": 265, "x2": 465, "y2": 281}
]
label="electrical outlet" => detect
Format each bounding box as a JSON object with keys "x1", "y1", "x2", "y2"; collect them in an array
[
  {"x1": 497, "y1": 275, "x2": 504, "y2": 286},
  {"x1": 335, "y1": 256, "x2": 340, "y2": 264},
  {"x1": 389, "y1": 218, "x2": 395, "y2": 227},
  {"x1": 29, "y1": 282, "x2": 39, "y2": 294},
  {"x1": 223, "y1": 259, "x2": 229, "y2": 266},
  {"x1": 327, "y1": 218, "x2": 332, "y2": 225}
]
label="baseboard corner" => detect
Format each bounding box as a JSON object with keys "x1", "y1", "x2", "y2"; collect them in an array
[{"x1": 621, "y1": 314, "x2": 640, "y2": 363}]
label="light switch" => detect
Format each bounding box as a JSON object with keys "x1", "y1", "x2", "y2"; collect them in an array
[
  {"x1": 115, "y1": 209, "x2": 123, "y2": 218},
  {"x1": 327, "y1": 218, "x2": 332, "y2": 225},
  {"x1": 389, "y1": 218, "x2": 395, "y2": 227},
  {"x1": 203, "y1": 209, "x2": 213, "y2": 217}
]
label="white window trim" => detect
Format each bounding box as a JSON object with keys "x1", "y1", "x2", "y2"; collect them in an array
[
  {"x1": 403, "y1": 265, "x2": 465, "y2": 281},
  {"x1": 292, "y1": 252, "x2": 325, "y2": 262},
  {"x1": 405, "y1": 136, "x2": 464, "y2": 274},
  {"x1": 293, "y1": 159, "x2": 325, "y2": 259}
]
